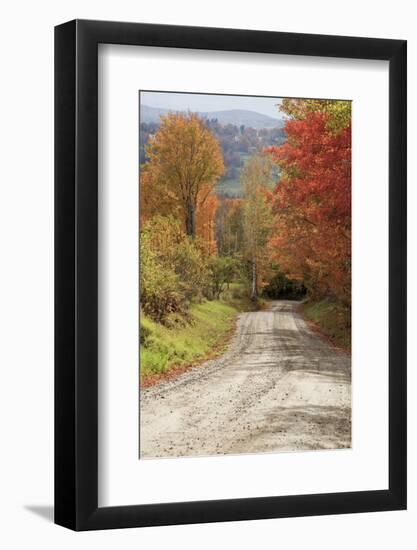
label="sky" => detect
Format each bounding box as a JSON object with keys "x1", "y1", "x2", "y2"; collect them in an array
[{"x1": 140, "y1": 91, "x2": 284, "y2": 119}]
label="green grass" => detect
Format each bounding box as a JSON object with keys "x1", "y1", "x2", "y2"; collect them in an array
[
  {"x1": 140, "y1": 298, "x2": 242, "y2": 379},
  {"x1": 215, "y1": 153, "x2": 255, "y2": 197},
  {"x1": 301, "y1": 298, "x2": 351, "y2": 350}
]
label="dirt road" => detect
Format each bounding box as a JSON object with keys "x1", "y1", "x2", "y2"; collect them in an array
[{"x1": 140, "y1": 300, "x2": 351, "y2": 458}]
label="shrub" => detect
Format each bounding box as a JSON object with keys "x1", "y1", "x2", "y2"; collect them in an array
[
  {"x1": 206, "y1": 256, "x2": 239, "y2": 300},
  {"x1": 140, "y1": 216, "x2": 210, "y2": 323},
  {"x1": 139, "y1": 321, "x2": 151, "y2": 344},
  {"x1": 263, "y1": 271, "x2": 306, "y2": 300},
  {"x1": 140, "y1": 228, "x2": 186, "y2": 323}
]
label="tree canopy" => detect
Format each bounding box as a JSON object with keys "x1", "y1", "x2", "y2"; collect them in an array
[{"x1": 144, "y1": 113, "x2": 224, "y2": 237}]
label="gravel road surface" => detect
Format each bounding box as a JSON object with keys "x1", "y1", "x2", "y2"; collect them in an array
[{"x1": 140, "y1": 300, "x2": 351, "y2": 458}]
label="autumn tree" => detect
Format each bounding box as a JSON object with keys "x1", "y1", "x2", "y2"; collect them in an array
[
  {"x1": 139, "y1": 167, "x2": 180, "y2": 226},
  {"x1": 207, "y1": 256, "x2": 238, "y2": 299},
  {"x1": 280, "y1": 98, "x2": 351, "y2": 132},
  {"x1": 267, "y1": 99, "x2": 351, "y2": 304},
  {"x1": 140, "y1": 221, "x2": 184, "y2": 324},
  {"x1": 144, "y1": 113, "x2": 224, "y2": 237},
  {"x1": 241, "y1": 154, "x2": 274, "y2": 301},
  {"x1": 142, "y1": 215, "x2": 209, "y2": 302},
  {"x1": 196, "y1": 191, "x2": 219, "y2": 256}
]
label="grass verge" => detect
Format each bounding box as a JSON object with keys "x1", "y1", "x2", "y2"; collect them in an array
[
  {"x1": 300, "y1": 298, "x2": 351, "y2": 351},
  {"x1": 140, "y1": 288, "x2": 255, "y2": 385}
]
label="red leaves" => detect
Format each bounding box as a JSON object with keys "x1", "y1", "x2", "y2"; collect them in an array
[{"x1": 266, "y1": 111, "x2": 351, "y2": 303}]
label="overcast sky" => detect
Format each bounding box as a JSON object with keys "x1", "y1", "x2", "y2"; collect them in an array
[{"x1": 140, "y1": 91, "x2": 284, "y2": 119}]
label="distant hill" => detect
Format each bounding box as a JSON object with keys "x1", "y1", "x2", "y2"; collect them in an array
[{"x1": 140, "y1": 104, "x2": 284, "y2": 129}]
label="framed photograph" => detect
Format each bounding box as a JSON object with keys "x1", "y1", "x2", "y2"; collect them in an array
[{"x1": 55, "y1": 19, "x2": 406, "y2": 530}]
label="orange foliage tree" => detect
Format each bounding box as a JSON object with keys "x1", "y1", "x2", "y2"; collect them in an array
[
  {"x1": 143, "y1": 112, "x2": 224, "y2": 237},
  {"x1": 266, "y1": 102, "x2": 351, "y2": 305},
  {"x1": 139, "y1": 168, "x2": 180, "y2": 226},
  {"x1": 196, "y1": 190, "x2": 219, "y2": 255}
]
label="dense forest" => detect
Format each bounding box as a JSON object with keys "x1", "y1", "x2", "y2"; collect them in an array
[{"x1": 139, "y1": 99, "x2": 351, "y2": 380}]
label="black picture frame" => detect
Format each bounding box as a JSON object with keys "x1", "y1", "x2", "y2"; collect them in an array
[{"x1": 55, "y1": 19, "x2": 407, "y2": 531}]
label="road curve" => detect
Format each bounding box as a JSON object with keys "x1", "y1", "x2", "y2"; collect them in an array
[{"x1": 140, "y1": 300, "x2": 351, "y2": 458}]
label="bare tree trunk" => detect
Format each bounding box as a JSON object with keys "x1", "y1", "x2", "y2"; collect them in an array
[
  {"x1": 250, "y1": 258, "x2": 258, "y2": 302},
  {"x1": 185, "y1": 200, "x2": 196, "y2": 237}
]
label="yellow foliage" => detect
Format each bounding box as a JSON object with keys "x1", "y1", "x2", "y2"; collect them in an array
[{"x1": 143, "y1": 112, "x2": 224, "y2": 237}]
